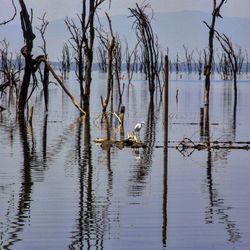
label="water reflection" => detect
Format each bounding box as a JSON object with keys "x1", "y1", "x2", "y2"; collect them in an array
[
  {"x1": 233, "y1": 90, "x2": 237, "y2": 132},
  {"x1": 1, "y1": 118, "x2": 33, "y2": 249},
  {"x1": 128, "y1": 100, "x2": 156, "y2": 196},
  {"x1": 162, "y1": 141, "x2": 168, "y2": 247},
  {"x1": 205, "y1": 147, "x2": 241, "y2": 243},
  {"x1": 203, "y1": 120, "x2": 241, "y2": 244},
  {"x1": 0, "y1": 113, "x2": 88, "y2": 248},
  {"x1": 0, "y1": 75, "x2": 249, "y2": 249},
  {"x1": 69, "y1": 115, "x2": 93, "y2": 249},
  {"x1": 42, "y1": 113, "x2": 48, "y2": 162},
  {"x1": 222, "y1": 81, "x2": 237, "y2": 140},
  {"x1": 101, "y1": 114, "x2": 113, "y2": 201},
  {"x1": 69, "y1": 114, "x2": 114, "y2": 249},
  {"x1": 213, "y1": 82, "x2": 236, "y2": 164}
]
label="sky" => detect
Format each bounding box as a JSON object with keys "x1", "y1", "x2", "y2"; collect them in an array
[
  {"x1": 0, "y1": 0, "x2": 250, "y2": 24},
  {"x1": 0, "y1": 0, "x2": 249, "y2": 61}
]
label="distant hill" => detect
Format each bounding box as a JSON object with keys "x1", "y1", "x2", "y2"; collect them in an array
[
  {"x1": 0, "y1": 11, "x2": 249, "y2": 61},
  {"x1": 152, "y1": 11, "x2": 250, "y2": 59}
]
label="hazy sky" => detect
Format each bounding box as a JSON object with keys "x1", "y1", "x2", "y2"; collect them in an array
[{"x1": 1, "y1": 0, "x2": 250, "y2": 24}]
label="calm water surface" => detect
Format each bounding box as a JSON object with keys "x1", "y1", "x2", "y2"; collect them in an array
[{"x1": 0, "y1": 72, "x2": 250, "y2": 249}]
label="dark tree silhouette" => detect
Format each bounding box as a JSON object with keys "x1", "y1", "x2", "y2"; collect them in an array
[
  {"x1": 215, "y1": 30, "x2": 239, "y2": 129},
  {"x1": 65, "y1": 0, "x2": 109, "y2": 112},
  {"x1": 36, "y1": 13, "x2": 49, "y2": 111},
  {"x1": 125, "y1": 41, "x2": 139, "y2": 85},
  {"x1": 203, "y1": 0, "x2": 227, "y2": 107},
  {"x1": 61, "y1": 43, "x2": 71, "y2": 79},
  {"x1": 215, "y1": 31, "x2": 238, "y2": 96},
  {"x1": 129, "y1": 3, "x2": 159, "y2": 100},
  {"x1": 18, "y1": 0, "x2": 36, "y2": 115},
  {"x1": 98, "y1": 13, "x2": 116, "y2": 113}
]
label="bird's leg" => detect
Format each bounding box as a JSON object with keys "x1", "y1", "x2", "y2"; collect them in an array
[{"x1": 135, "y1": 132, "x2": 140, "y2": 142}]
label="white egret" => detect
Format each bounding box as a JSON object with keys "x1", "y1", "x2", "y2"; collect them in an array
[{"x1": 134, "y1": 121, "x2": 145, "y2": 139}]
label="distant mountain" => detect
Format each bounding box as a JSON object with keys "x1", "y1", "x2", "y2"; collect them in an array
[
  {"x1": 0, "y1": 11, "x2": 249, "y2": 61},
  {"x1": 152, "y1": 11, "x2": 250, "y2": 58}
]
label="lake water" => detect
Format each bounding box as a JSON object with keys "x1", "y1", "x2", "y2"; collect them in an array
[{"x1": 0, "y1": 72, "x2": 250, "y2": 249}]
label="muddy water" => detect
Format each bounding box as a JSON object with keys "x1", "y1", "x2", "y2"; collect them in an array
[{"x1": 0, "y1": 72, "x2": 250, "y2": 249}]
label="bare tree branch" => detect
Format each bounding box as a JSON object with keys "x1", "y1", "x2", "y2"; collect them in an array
[{"x1": 0, "y1": 0, "x2": 17, "y2": 25}]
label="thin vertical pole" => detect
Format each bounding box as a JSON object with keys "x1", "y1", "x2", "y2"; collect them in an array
[
  {"x1": 162, "y1": 55, "x2": 169, "y2": 246},
  {"x1": 164, "y1": 55, "x2": 169, "y2": 150}
]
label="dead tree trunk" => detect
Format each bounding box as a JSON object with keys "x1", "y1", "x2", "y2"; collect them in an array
[
  {"x1": 61, "y1": 43, "x2": 71, "y2": 79},
  {"x1": 99, "y1": 13, "x2": 115, "y2": 113},
  {"x1": 125, "y1": 41, "x2": 139, "y2": 84},
  {"x1": 113, "y1": 35, "x2": 125, "y2": 110},
  {"x1": 0, "y1": 39, "x2": 20, "y2": 106},
  {"x1": 245, "y1": 49, "x2": 249, "y2": 74},
  {"x1": 203, "y1": 0, "x2": 227, "y2": 107},
  {"x1": 83, "y1": 0, "x2": 109, "y2": 112},
  {"x1": 36, "y1": 13, "x2": 49, "y2": 111},
  {"x1": 196, "y1": 49, "x2": 203, "y2": 79},
  {"x1": 38, "y1": 57, "x2": 86, "y2": 115},
  {"x1": 97, "y1": 43, "x2": 107, "y2": 72},
  {"x1": 18, "y1": 0, "x2": 36, "y2": 115},
  {"x1": 65, "y1": 17, "x2": 85, "y2": 105},
  {"x1": 65, "y1": 0, "x2": 107, "y2": 113},
  {"x1": 183, "y1": 45, "x2": 194, "y2": 73}
]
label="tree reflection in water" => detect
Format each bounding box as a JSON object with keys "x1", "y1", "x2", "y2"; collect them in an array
[
  {"x1": 203, "y1": 114, "x2": 241, "y2": 244},
  {"x1": 128, "y1": 100, "x2": 157, "y2": 196},
  {"x1": 0, "y1": 113, "x2": 86, "y2": 249},
  {"x1": 69, "y1": 114, "x2": 114, "y2": 249},
  {"x1": 1, "y1": 117, "x2": 33, "y2": 249}
]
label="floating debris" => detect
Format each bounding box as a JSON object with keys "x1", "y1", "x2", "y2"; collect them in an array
[
  {"x1": 94, "y1": 133, "x2": 146, "y2": 149},
  {"x1": 177, "y1": 137, "x2": 250, "y2": 152}
]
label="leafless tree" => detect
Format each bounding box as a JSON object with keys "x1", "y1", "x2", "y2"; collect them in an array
[
  {"x1": 217, "y1": 52, "x2": 231, "y2": 80},
  {"x1": 202, "y1": 0, "x2": 227, "y2": 134},
  {"x1": 36, "y1": 13, "x2": 49, "y2": 111},
  {"x1": 125, "y1": 41, "x2": 139, "y2": 85},
  {"x1": 203, "y1": 0, "x2": 227, "y2": 107},
  {"x1": 98, "y1": 13, "x2": 115, "y2": 113},
  {"x1": 183, "y1": 45, "x2": 194, "y2": 73},
  {"x1": 203, "y1": 48, "x2": 208, "y2": 71},
  {"x1": 17, "y1": 0, "x2": 36, "y2": 114},
  {"x1": 196, "y1": 49, "x2": 203, "y2": 79},
  {"x1": 215, "y1": 30, "x2": 239, "y2": 129},
  {"x1": 215, "y1": 31, "x2": 238, "y2": 100},
  {"x1": 0, "y1": 40, "x2": 21, "y2": 108},
  {"x1": 245, "y1": 49, "x2": 249, "y2": 74},
  {"x1": 129, "y1": 3, "x2": 159, "y2": 100},
  {"x1": 96, "y1": 43, "x2": 107, "y2": 72},
  {"x1": 236, "y1": 47, "x2": 245, "y2": 74},
  {"x1": 61, "y1": 43, "x2": 71, "y2": 79},
  {"x1": 175, "y1": 53, "x2": 180, "y2": 74},
  {"x1": 65, "y1": 16, "x2": 85, "y2": 101},
  {"x1": 16, "y1": 0, "x2": 85, "y2": 116},
  {"x1": 65, "y1": 0, "x2": 108, "y2": 112},
  {"x1": 113, "y1": 35, "x2": 122, "y2": 82},
  {"x1": 113, "y1": 35, "x2": 125, "y2": 109}
]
